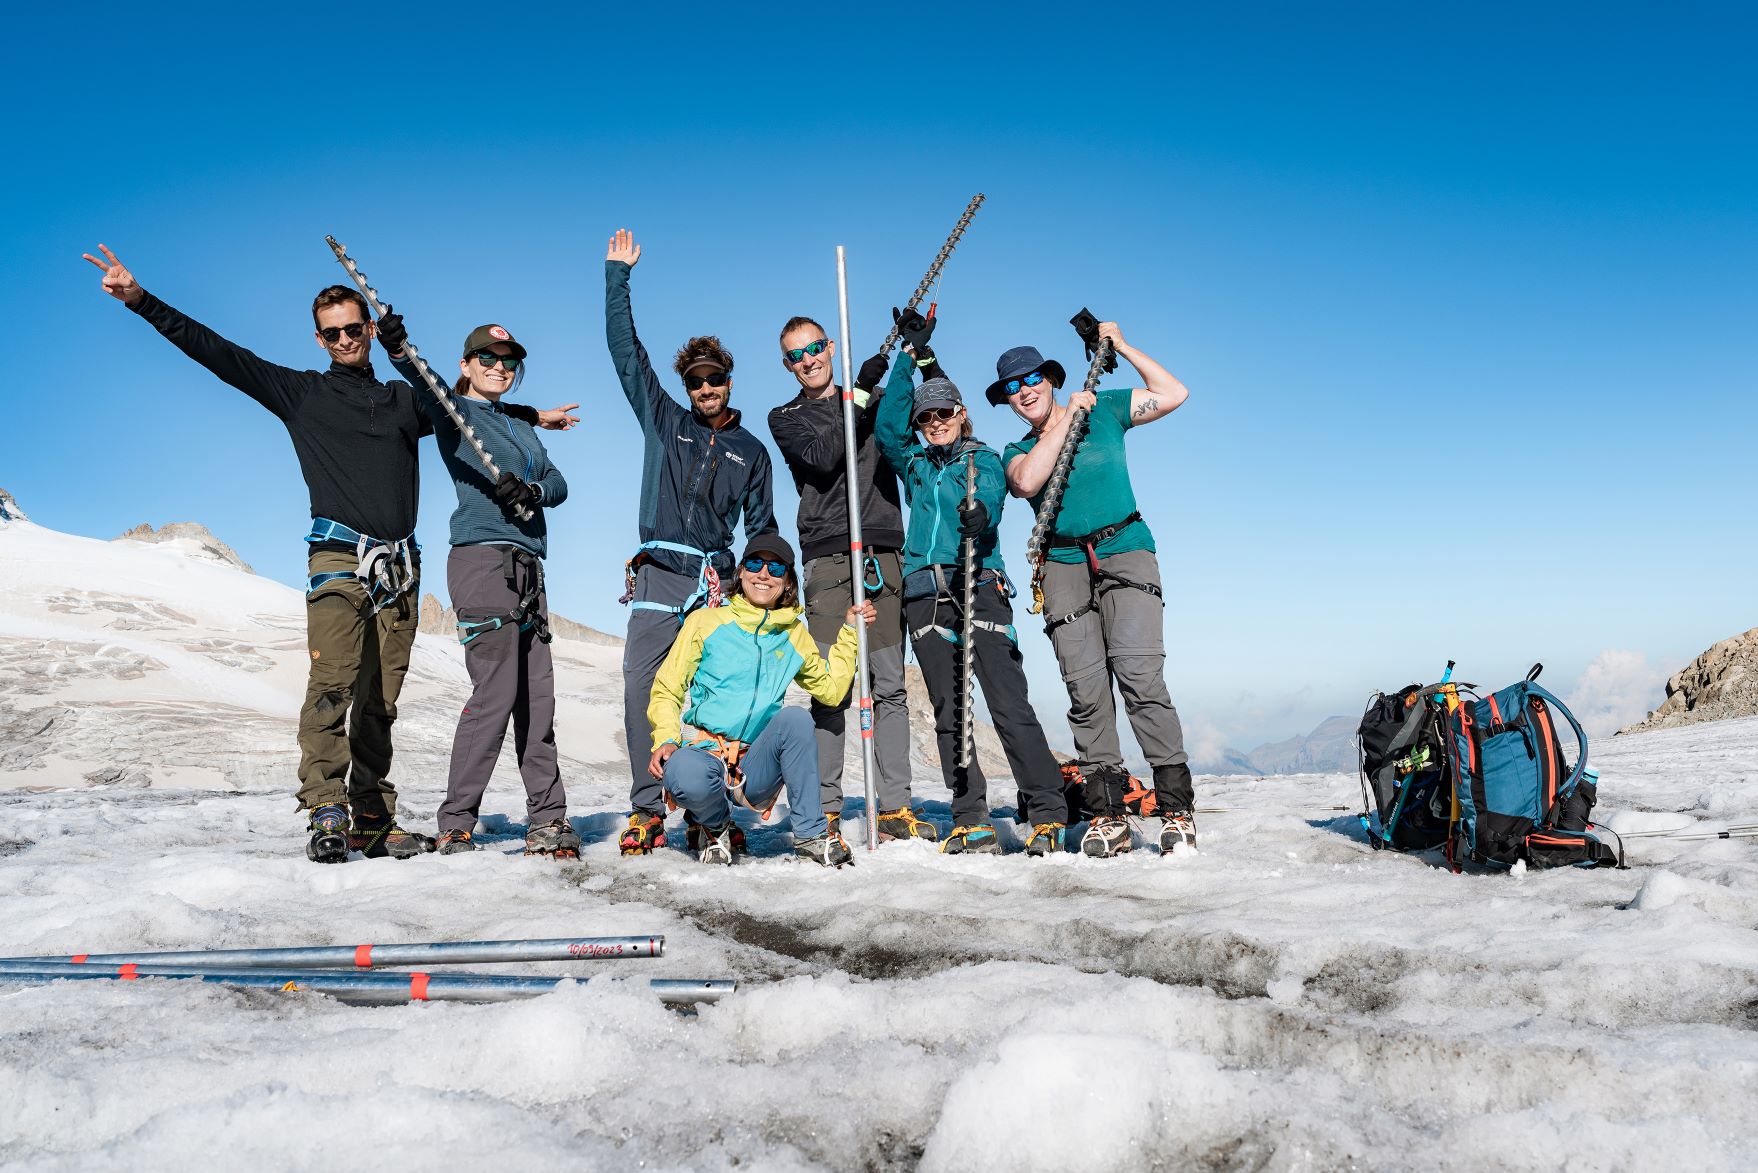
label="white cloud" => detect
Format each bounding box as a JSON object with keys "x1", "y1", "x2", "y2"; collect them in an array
[{"x1": 1565, "y1": 650, "x2": 1668, "y2": 737}]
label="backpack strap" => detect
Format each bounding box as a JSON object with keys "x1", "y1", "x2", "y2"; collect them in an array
[{"x1": 1526, "y1": 681, "x2": 1590, "y2": 807}]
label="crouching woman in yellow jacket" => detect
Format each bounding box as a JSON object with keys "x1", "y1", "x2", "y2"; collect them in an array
[{"x1": 647, "y1": 532, "x2": 875, "y2": 867}]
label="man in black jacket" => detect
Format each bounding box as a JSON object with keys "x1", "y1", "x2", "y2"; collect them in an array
[
  {"x1": 603, "y1": 229, "x2": 776, "y2": 855},
  {"x1": 767, "y1": 315, "x2": 933, "y2": 842},
  {"x1": 82, "y1": 243, "x2": 561, "y2": 864}
]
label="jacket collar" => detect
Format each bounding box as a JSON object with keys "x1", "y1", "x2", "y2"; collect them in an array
[
  {"x1": 328, "y1": 358, "x2": 380, "y2": 385},
  {"x1": 727, "y1": 592, "x2": 799, "y2": 631}
]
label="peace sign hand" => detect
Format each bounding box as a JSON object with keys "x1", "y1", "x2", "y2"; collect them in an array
[
  {"x1": 606, "y1": 228, "x2": 642, "y2": 267},
  {"x1": 81, "y1": 243, "x2": 143, "y2": 306}
]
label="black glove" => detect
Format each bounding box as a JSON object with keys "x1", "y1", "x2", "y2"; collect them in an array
[
  {"x1": 957, "y1": 499, "x2": 989, "y2": 537},
  {"x1": 893, "y1": 306, "x2": 936, "y2": 355},
  {"x1": 375, "y1": 305, "x2": 408, "y2": 356},
  {"x1": 857, "y1": 353, "x2": 890, "y2": 391},
  {"x1": 492, "y1": 470, "x2": 539, "y2": 514}
]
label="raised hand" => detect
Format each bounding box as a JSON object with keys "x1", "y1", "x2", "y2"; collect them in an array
[
  {"x1": 606, "y1": 228, "x2": 642, "y2": 267},
  {"x1": 81, "y1": 243, "x2": 143, "y2": 306},
  {"x1": 857, "y1": 353, "x2": 890, "y2": 391},
  {"x1": 1068, "y1": 389, "x2": 1098, "y2": 412},
  {"x1": 1096, "y1": 321, "x2": 1127, "y2": 351},
  {"x1": 536, "y1": 403, "x2": 580, "y2": 431}
]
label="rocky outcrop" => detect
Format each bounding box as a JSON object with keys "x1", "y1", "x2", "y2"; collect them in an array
[
  {"x1": 1620, "y1": 627, "x2": 1758, "y2": 734},
  {"x1": 0, "y1": 487, "x2": 26, "y2": 523},
  {"x1": 114, "y1": 522, "x2": 254, "y2": 575},
  {"x1": 417, "y1": 593, "x2": 623, "y2": 646}
]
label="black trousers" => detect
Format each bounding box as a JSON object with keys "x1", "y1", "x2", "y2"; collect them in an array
[{"x1": 904, "y1": 581, "x2": 1066, "y2": 828}]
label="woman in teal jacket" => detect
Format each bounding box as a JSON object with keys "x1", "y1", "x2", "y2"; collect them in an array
[
  {"x1": 870, "y1": 336, "x2": 1069, "y2": 856},
  {"x1": 647, "y1": 533, "x2": 873, "y2": 866}
]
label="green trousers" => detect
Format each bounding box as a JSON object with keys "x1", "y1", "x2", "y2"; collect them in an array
[{"x1": 293, "y1": 548, "x2": 419, "y2": 821}]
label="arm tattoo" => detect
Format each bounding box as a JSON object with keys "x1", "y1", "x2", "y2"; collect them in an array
[{"x1": 1132, "y1": 397, "x2": 1159, "y2": 420}]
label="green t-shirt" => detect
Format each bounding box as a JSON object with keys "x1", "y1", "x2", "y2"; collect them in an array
[{"x1": 1001, "y1": 387, "x2": 1155, "y2": 564}]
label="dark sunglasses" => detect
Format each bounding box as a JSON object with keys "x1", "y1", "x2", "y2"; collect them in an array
[
  {"x1": 741, "y1": 556, "x2": 788, "y2": 577},
  {"x1": 914, "y1": 406, "x2": 960, "y2": 426},
  {"x1": 783, "y1": 338, "x2": 830, "y2": 365},
  {"x1": 473, "y1": 350, "x2": 521, "y2": 371},
  {"x1": 1003, "y1": 370, "x2": 1047, "y2": 396},
  {"x1": 685, "y1": 370, "x2": 730, "y2": 391},
  {"x1": 319, "y1": 322, "x2": 368, "y2": 343}
]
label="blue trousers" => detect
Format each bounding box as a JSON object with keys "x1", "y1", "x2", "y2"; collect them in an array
[{"x1": 661, "y1": 708, "x2": 828, "y2": 840}]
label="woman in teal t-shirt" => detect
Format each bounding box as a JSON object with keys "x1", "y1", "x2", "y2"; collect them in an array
[{"x1": 991, "y1": 321, "x2": 1197, "y2": 859}]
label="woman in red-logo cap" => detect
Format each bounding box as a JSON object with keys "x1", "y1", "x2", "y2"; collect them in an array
[{"x1": 375, "y1": 314, "x2": 583, "y2": 860}]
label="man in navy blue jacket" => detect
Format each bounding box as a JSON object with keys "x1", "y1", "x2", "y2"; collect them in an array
[{"x1": 603, "y1": 229, "x2": 775, "y2": 854}]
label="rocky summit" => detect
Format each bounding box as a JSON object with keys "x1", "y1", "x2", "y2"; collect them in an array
[{"x1": 1621, "y1": 626, "x2": 1758, "y2": 734}]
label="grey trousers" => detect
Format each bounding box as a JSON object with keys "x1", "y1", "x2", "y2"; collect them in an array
[
  {"x1": 623, "y1": 562, "x2": 703, "y2": 815},
  {"x1": 440, "y1": 544, "x2": 566, "y2": 834},
  {"x1": 803, "y1": 551, "x2": 912, "y2": 814},
  {"x1": 1040, "y1": 548, "x2": 1189, "y2": 771}
]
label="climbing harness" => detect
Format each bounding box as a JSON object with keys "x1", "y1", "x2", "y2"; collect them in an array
[
  {"x1": 618, "y1": 541, "x2": 726, "y2": 617},
  {"x1": 909, "y1": 570, "x2": 1017, "y2": 646},
  {"x1": 323, "y1": 236, "x2": 532, "y2": 521},
  {"x1": 457, "y1": 546, "x2": 551, "y2": 647},
  {"x1": 304, "y1": 518, "x2": 418, "y2": 613},
  {"x1": 663, "y1": 729, "x2": 781, "y2": 823},
  {"x1": 1040, "y1": 513, "x2": 1164, "y2": 636}
]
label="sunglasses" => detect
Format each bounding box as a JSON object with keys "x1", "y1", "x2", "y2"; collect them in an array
[
  {"x1": 319, "y1": 322, "x2": 369, "y2": 343},
  {"x1": 473, "y1": 350, "x2": 521, "y2": 371},
  {"x1": 1003, "y1": 370, "x2": 1047, "y2": 396},
  {"x1": 914, "y1": 406, "x2": 961, "y2": 426},
  {"x1": 684, "y1": 370, "x2": 730, "y2": 391},
  {"x1": 741, "y1": 556, "x2": 788, "y2": 577},
  {"x1": 783, "y1": 338, "x2": 830, "y2": 365}
]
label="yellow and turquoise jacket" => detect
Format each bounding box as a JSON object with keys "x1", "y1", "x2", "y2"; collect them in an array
[{"x1": 647, "y1": 594, "x2": 859, "y2": 752}]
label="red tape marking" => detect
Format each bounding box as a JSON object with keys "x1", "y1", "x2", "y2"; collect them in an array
[
  {"x1": 354, "y1": 944, "x2": 374, "y2": 968},
  {"x1": 410, "y1": 973, "x2": 430, "y2": 1001},
  {"x1": 69, "y1": 954, "x2": 88, "y2": 964},
  {"x1": 118, "y1": 964, "x2": 139, "y2": 980}
]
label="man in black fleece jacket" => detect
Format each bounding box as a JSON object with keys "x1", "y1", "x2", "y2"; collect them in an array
[
  {"x1": 767, "y1": 315, "x2": 932, "y2": 842},
  {"x1": 82, "y1": 243, "x2": 556, "y2": 863}
]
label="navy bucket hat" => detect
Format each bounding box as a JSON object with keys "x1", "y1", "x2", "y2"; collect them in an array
[{"x1": 984, "y1": 346, "x2": 1067, "y2": 406}]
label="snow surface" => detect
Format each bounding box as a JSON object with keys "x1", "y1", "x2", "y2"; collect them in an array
[{"x1": 2, "y1": 517, "x2": 1757, "y2": 1170}]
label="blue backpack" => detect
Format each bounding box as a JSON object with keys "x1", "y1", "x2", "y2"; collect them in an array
[
  {"x1": 1447, "y1": 666, "x2": 1621, "y2": 870},
  {"x1": 1358, "y1": 664, "x2": 1623, "y2": 870}
]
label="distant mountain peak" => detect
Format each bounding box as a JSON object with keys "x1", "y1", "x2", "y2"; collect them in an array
[
  {"x1": 0, "y1": 486, "x2": 27, "y2": 523},
  {"x1": 113, "y1": 522, "x2": 254, "y2": 575}
]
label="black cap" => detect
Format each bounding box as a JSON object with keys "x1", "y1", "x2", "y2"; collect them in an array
[{"x1": 740, "y1": 532, "x2": 796, "y2": 570}]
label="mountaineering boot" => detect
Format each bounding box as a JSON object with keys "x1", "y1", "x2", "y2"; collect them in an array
[
  {"x1": 1159, "y1": 810, "x2": 1197, "y2": 855},
  {"x1": 306, "y1": 803, "x2": 350, "y2": 864},
  {"x1": 525, "y1": 819, "x2": 582, "y2": 860},
  {"x1": 877, "y1": 807, "x2": 941, "y2": 842},
  {"x1": 794, "y1": 832, "x2": 854, "y2": 867},
  {"x1": 1152, "y1": 763, "x2": 1195, "y2": 824},
  {"x1": 686, "y1": 813, "x2": 746, "y2": 858},
  {"x1": 436, "y1": 829, "x2": 477, "y2": 855},
  {"x1": 350, "y1": 820, "x2": 436, "y2": 860},
  {"x1": 1025, "y1": 823, "x2": 1067, "y2": 857},
  {"x1": 697, "y1": 823, "x2": 738, "y2": 866},
  {"x1": 1081, "y1": 816, "x2": 1134, "y2": 858},
  {"x1": 940, "y1": 824, "x2": 1001, "y2": 855},
  {"x1": 619, "y1": 812, "x2": 667, "y2": 856}
]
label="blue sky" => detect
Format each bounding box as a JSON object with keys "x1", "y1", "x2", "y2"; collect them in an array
[{"x1": 8, "y1": 2, "x2": 1754, "y2": 757}]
